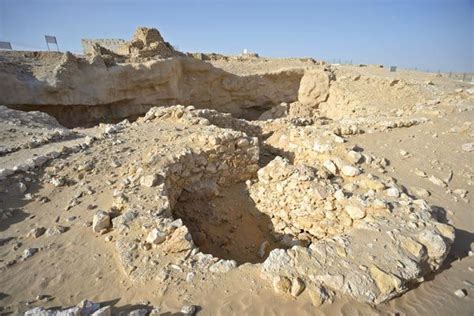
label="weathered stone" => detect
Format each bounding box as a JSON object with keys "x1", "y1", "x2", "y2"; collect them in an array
[
  {"x1": 429, "y1": 175, "x2": 447, "y2": 187},
  {"x1": 461, "y1": 143, "x2": 474, "y2": 152},
  {"x1": 272, "y1": 275, "x2": 292, "y2": 295},
  {"x1": 46, "y1": 225, "x2": 68, "y2": 236},
  {"x1": 308, "y1": 285, "x2": 331, "y2": 307},
  {"x1": 23, "y1": 247, "x2": 38, "y2": 259},
  {"x1": 386, "y1": 187, "x2": 400, "y2": 197},
  {"x1": 290, "y1": 277, "x2": 305, "y2": 297},
  {"x1": 454, "y1": 289, "x2": 467, "y2": 298},
  {"x1": 140, "y1": 174, "x2": 159, "y2": 187},
  {"x1": 417, "y1": 230, "x2": 449, "y2": 262},
  {"x1": 209, "y1": 259, "x2": 237, "y2": 273},
  {"x1": 27, "y1": 227, "x2": 46, "y2": 238},
  {"x1": 345, "y1": 205, "x2": 366, "y2": 220},
  {"x1": 400, "y1": 236, "x2": 426, "y2": 258},
  {"x1": 347, "y1": 150, "x2": 363, "y2": 164},
  {"x1": 181, "y1": 305, "x2": 197, "y2": 316},
  {"x1": 341, "y1": 165, "x2": 361, "y2": 177},
  {"x1": 411, "y1": 187, "x2": 430, "y2": 198},
  {"x1": 160, "y1": 226, "x2": 194, "y2": 253},
  {"x1": 369, "y1": 265, "x2": 402, "y2": 296},
  {"x1": 323, "y1": 159, "x2": 338, "y2": 174},
  {"x1": 92, "y1": 210, "x2": 111, "y2": 233},
  {"x1": 91, "y1": 306, "x2": 112, "y2": 316},
  {"x1": 314, "y1": 274, "x2": 344, "y2": 291},
  {"x1": 146, "y1": 228, "x2": 166, "y2": 245}
]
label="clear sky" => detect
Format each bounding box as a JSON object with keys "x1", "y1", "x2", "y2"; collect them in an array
[{"x1": 0, "y1": 0, "x2": 472, "y2": 72}]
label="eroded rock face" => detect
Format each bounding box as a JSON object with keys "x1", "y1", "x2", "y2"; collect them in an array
[
  {"x1": 0, "y1": 54, "x2": 311, "y2": 126},
  {"x1": 297, "y1": 68, "x2": 332, "y2": 107}
]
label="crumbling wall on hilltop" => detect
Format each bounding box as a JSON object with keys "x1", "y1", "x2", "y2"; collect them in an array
[{"x1": 81, "y1": 39, "x2": 126, "y2": 55}]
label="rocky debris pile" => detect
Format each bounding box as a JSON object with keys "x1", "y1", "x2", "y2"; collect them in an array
[
  {"x1": 113, "y1": 211, "x2": 238, "y2": 282},
  {"x1": 116, "y1": 27, "x2": 182, "y2": 60},
  {"x1": 260, "y1": 198, "x2": 453, "y2": 304},
  {"x1": 82, "y1": 27, "x2": 182, "y2": 63},
  {"x1": 141, "y1": 105, "x2": 261, "y2": 137},
  {"x1": 0, "y1": 106, "x2": 77, "y2": 155},
  {"x1": 25, "y1": 299, "x2": 196, "y2": 316},
  {"x1": 252, "y1": 154, "x2": 454, "y2": 304},
  {"x1": 227, "y1": 107, "x2": 458, "y2": 304},
  {"x1": 1, "y1": 96, "x2": 468, "y2": 312},
  {"x1": 187, "y1": 52, "x2": 230, "y2": 61},
  {"x1": 83, "y1": 27, "x2": 182, "y2": 63},
  {"x1": 249, "y1": 157, "x2": 347, "y2": 243},
  {"x1": 108, "y1": 106, "x2": 259, "y2": 280},
  {"x1": 12, "y1": 105, "x2": 258, "y2": 282}
]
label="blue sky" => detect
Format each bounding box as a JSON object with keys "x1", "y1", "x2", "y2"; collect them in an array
[{"x1": 0, "y1": 0, "x2": 472, "y2": 72}]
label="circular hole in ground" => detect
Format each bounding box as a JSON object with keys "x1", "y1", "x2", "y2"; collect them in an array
[{"x1": 172, "y1": 182, "x2": 286, "y2": 264}]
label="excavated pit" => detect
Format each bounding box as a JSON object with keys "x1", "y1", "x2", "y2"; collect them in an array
[{"x1": 172, "y1": 182, "x2": 286, "y2": 264}]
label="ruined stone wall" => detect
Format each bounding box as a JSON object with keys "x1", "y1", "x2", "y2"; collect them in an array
[{"x1": 81, "y1": 39, "x2": 126, "y2": 55}]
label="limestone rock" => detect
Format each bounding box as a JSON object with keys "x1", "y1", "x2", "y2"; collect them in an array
[
  {"x1": 140, "y1": 174, "x2": 159, "y2": 187},
  {"x1": 291, "y1": 277, "x2": 305, "y2": 297},
  {"x1": 92, "y1": 210, "x2": 111, "y2": 233},
  {"x1": 298, "y1": 69, "x2": 331, "y2": 107},
  {"x1": 160, "y1": 226, "x2": 194, "y2": 253},
  {"x1": 23, "y1": 247, "x2": 38, "y2": 259},
  {"x1": 411, "y1": 187, "x2": 430, "y2": 198},
  {"x1": 429, "y1": 175, "x2": 447, "y2": 187},
  {"x1": 27, "y1": 227, "x2": 46, "y2": 238},
  {"x1": 146, "y1": 228, "x2": 167, "y2": 245},
  {"x1": 386, "y1": 187, "x2": 400, "y2": 197},
  {"x1": 91, "y1": 306, "x2": 112, "y2": 316},
  {"x1": 272, "y1": 275, "x2": 292, "y2": 295},
  {"x1": 345, "y1": 205, "x2": 366, "y2": 219},
  {"x1": 181, "y1": 305, "x2": 197, "y2": 316},
  {"x1": 308, "y1": 285, "x2": 331, "y2": 307},
  {"x1": 46, "y1": 225, "x2": 68, "y2": 236},
  {"x1": 341, "y1": 165, "x2": 361, "y2": 177},
  {"x1": 461, "y1": 143, "x2": 474, "y2": 152},
  {"x1": 369, "y1": 265, "x2": 402, "y2": 296},
  {"x1": 347, "y1": 150, "x2": 363, "y2": 164},
  {"x1": 209, "y1": 259, "x2": 237, "y2": 273},
  {"x1": 323, "y1": 159, "x2": 337, "y2": 174},
  {"x1": 454, "y1": 289, "x2": 467, "y2": 298}
]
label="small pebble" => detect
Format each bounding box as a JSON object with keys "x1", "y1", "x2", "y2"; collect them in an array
[{"x1": 454, "y1": 289, "x2": 467, "y2": 298}]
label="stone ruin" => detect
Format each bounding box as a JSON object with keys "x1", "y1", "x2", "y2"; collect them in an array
[
  {"x1": 0, "y1": 103, "x2": 455, "y2": 309},
  {"x1": 82, "y1": 27, "x2": 182, "y2": 61}
]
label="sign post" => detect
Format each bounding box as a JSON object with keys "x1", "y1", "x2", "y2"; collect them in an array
[
  {"x1": 45, "y1": 35, "x2": 59, "y2": 51},
  {"x1": 0, "y1": 41, "x2": 12, "y2": 50}
]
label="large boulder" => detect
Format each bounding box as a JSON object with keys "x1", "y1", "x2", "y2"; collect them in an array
[{"x1": 297, "y1": 68, "x2": 332, "y2": 107}]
